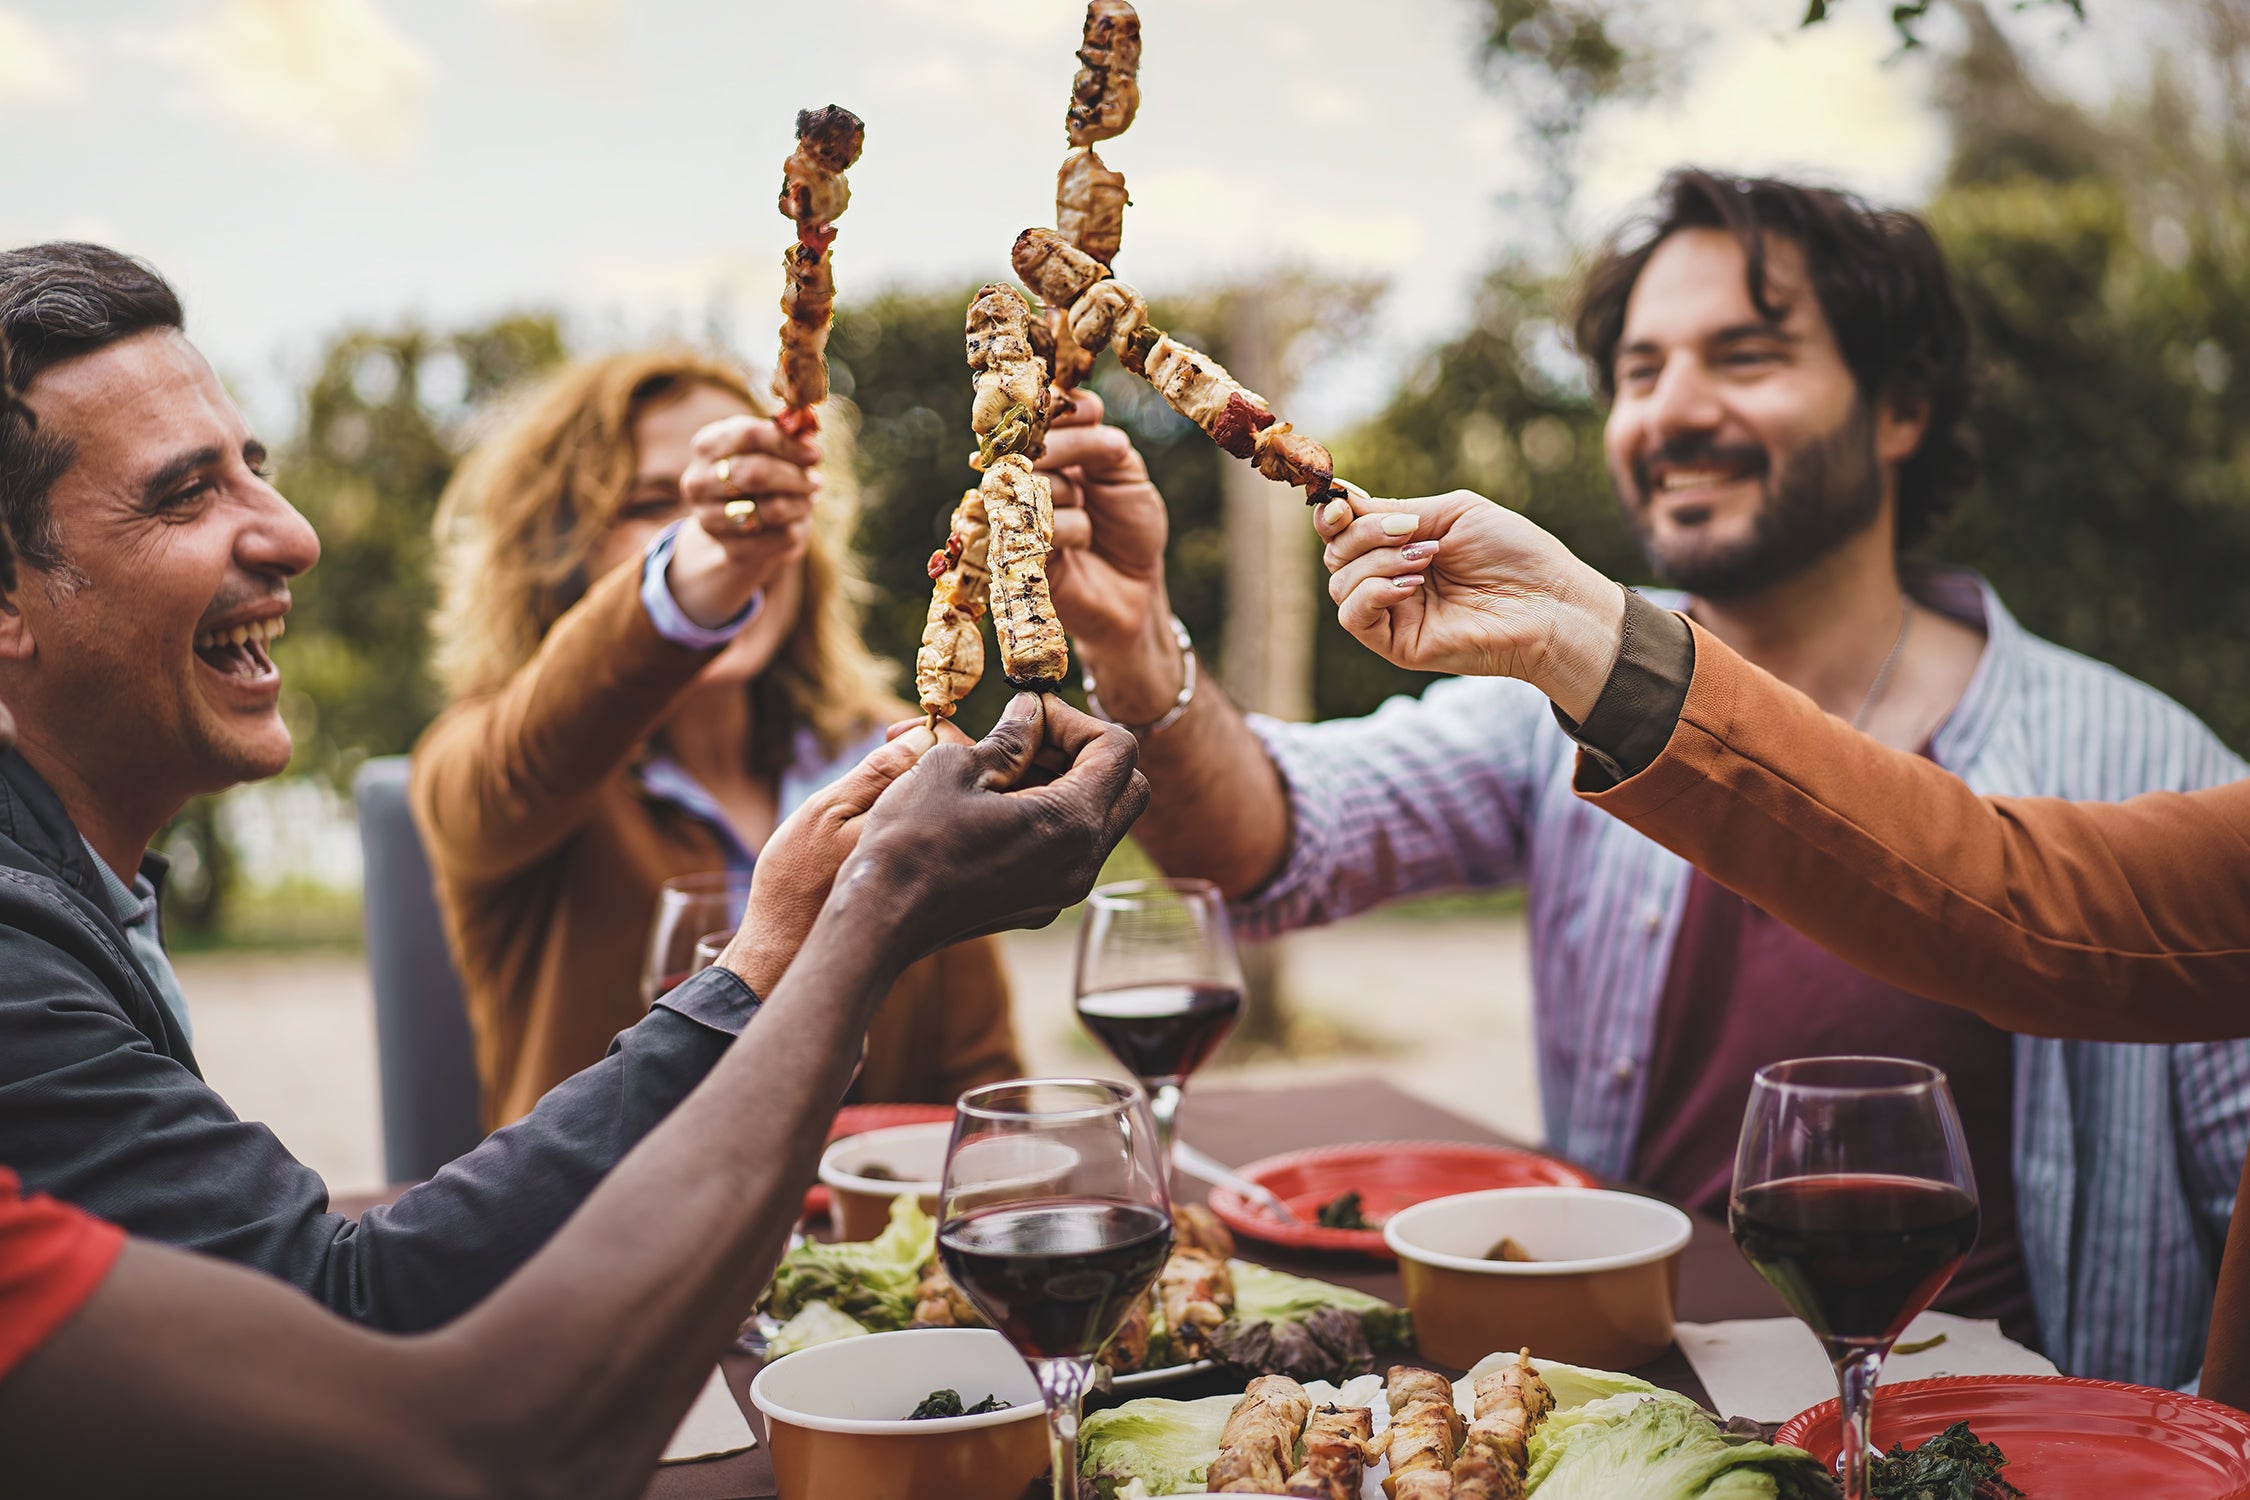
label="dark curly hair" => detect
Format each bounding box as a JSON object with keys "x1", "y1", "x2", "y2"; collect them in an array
[
  {"x1": 0, "y1": 242, "x2": 185, "y2": 578},
  {"x1": 1573, "y1": 169, "x2": 1976, "y2": 551}
]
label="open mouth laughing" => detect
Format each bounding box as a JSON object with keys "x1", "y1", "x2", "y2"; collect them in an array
[{"x1": 193, "y1": 614, "x2": 285, "y2": 682}]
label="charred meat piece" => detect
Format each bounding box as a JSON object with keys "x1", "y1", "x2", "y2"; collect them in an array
[
  {"x1": 1066, "y1": 0, "x2": 1142, "y2": 148},
  {"x1": 771, "y1": 103, "x2": 864, "y2": 427},
  {"x1": 1287, "y1": 1403, "x2": 1374, "y2": 1500}
]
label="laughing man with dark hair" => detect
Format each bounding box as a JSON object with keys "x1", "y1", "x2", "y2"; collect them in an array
[
  {"x1": 0, "y1": 239, "x2": 1070, "y2": 1334},
  {"x1": 1041, "y1": 170, "x2": 2250, "y2": 1388}
]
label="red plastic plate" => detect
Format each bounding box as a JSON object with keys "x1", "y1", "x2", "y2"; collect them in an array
[
  {"x1": 1204, "y1": 1140, "x2": 1599, "y2": 1259},
  {"x1": 801, "y1": 1103, "x2": 956, "y2": 1222},
  {"x1": 1777, "y1": 1375, "x2": 2250, "y2": 1498}
]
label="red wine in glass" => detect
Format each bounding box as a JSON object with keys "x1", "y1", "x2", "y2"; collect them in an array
[
  {"x1": 1731, "y1": 1174, "x2": 1978, "y2": 1357},
  {"x1": 938, "y1": 1199, "x2": 1172, "y2": 1361},
  {"x1": 944, "y1": 1080, "x2": 1170, "y2": 1500},
  {"x1": 1074, "y1": 984, "x2": 1243, "y2": 1084},
  {"x1": 1074, "y1": 880, "x2": 1246, "y2": 1170},
  {"x1": 1730, "y1": 1057, "x2": 1978, "y2": 1500}
]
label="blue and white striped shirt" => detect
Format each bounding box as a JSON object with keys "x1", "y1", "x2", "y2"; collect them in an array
[{"x1": 1239, "y1": 570, "x2": 2250, "y2": 1389}]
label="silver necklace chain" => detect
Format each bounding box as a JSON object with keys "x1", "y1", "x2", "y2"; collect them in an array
[{"x1": 1851, "y1": 597, "x2": 1915, "y2": 731}]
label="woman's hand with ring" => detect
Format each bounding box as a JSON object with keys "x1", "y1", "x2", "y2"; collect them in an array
[{"x1": 670, "y1": 414, "x2": 824, "y2": 628}]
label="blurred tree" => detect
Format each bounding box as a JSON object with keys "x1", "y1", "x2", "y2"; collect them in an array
[{"x1": 1927, "y1": 2, "x2": 2250, "y2": 752}]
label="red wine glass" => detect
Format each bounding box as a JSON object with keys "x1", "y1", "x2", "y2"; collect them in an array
[
  {"x1": 1073, "y1": 878, "x2": 1245, "y2": 1172},
  {"x1": 1730, "y1": 1056, "x2": 1979, "y2": 1500},
  {"x1": 641, "y1": 872, "x2": 749, "y2": 1008},
  {"x1": 940, "y1": 1079, "x2": 1171, "y2": 1500}
]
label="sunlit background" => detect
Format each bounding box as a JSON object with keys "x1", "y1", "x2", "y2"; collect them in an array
[{"x1": 6, "y1": 0, "x2": 2243, "y2": 1186}]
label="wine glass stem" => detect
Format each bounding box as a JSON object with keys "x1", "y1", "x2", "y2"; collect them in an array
[
  {"x1": 1033, "y1": 1357, "x2": 1094, "y2": 1500},
  {"x1": 1835, "y1": 1348, "x2": 1885, "y2": 1500},
  {"x1": 1146, "y1": 1081, "x2": 1183, "y2": 1177}
]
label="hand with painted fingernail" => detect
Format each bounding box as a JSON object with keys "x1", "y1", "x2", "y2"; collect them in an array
[
  {"x1": 1319, "y1": 488, "x2": 1626, "y2": 720},
  {"x1": 667, "y1": 413, "x2": 825, "y2": 628}
]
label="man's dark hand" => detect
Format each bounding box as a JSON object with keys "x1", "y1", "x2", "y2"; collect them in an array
[{"x1": 836, "y1": 693, "x2": 1149, "y2": 960}]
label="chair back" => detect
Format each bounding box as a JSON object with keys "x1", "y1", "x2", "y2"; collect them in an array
[{"x1": 352, "y1": 756, "x2": 482, "y2": 1183}]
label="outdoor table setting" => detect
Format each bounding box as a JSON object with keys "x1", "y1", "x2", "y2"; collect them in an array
[{"x1": 631, "y1": 876, "x2": 2250, "y2": 1500}]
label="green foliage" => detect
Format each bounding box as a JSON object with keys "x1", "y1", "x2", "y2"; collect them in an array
[
  {"x1": 276, "y1": 314, "x2": 565, "y2": 786},
  {"x1": 1930, "y1": 172, "x2": 2250, "y2": 753}
]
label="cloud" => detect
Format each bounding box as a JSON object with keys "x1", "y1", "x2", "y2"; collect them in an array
[
  {"x1": 0, "y1": 7, "x2": 82, "y2": 105},
  {"x1": 129, "y1": 0, "x2": 431, "y2": 163}
]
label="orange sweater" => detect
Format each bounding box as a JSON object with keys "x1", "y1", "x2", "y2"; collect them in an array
[
  {"x1": 1581, "y1": 618, "x2": 2250, "y2": 1404},
  {"x1": 412, "y1": 558, "x2": 1021, "y2": 1129}
]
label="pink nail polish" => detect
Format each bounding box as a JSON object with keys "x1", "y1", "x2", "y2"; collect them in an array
[
  {"x1": 1396, "y1": 575, "x2": 1424, "y2": 590},
  {"x1": 1400, "y1": 541, "x2": 1436, "y2": 562}
]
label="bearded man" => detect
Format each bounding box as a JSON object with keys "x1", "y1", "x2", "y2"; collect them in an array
[{"x1": 1036, "y1": 170, "x2": 2250, "y2": 1389}]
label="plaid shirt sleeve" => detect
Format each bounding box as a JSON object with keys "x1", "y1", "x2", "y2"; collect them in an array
[{"x1": 1232, "y1": 674, "x2": 1562, "y2": 939}]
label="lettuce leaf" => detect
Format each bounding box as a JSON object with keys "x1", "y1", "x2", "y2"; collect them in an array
[
  {"x1": 1076, "y1": 1392, "x2": 1240, "y2": 1499},
  {"x1": 760, "y1": 1195, "x2": 934, "y2": 1327},
  {"x1": 1228, "y1": 1261, "x2": 1412, "y2": 1349},
  {"x1": 767, "y1": 1301, "x2": 873, "y2": 1357},
  {"x1": 1524, "y1": 1393, "x2": 1836, "y2": 1500}
]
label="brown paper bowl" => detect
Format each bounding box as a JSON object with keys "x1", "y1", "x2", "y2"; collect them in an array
[
  {"x1": 1383, "y1": 1187, "x2": 1692, "y2": 1370},
  {"x1": 817, "y1": 1123, "x2": 950, "y2": 1241},
  {"x1": 749, "y1": 1328, "x2": 1049, "y2": 1500}
]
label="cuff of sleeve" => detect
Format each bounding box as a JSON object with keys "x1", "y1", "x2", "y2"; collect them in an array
[
  {"x1": 641, "y1": 520, "x2": 763, "y2": 650},
  {"x1": 653, "y1": 964, "x2": 763, "y2": 1036},
  {"x1": 1551, "y1": 589, "x2": 1695, "y2": 790}
]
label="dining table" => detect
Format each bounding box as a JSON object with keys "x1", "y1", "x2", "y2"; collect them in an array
[{"x1": 624, "y1": 1074, "x2": 1792, "y2": 1500}]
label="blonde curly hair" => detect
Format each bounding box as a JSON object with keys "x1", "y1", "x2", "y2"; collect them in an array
[{"x1": 430, "y1": 349, "x2": 897, "y2": 775}]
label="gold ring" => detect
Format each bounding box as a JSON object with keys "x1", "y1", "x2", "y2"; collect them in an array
[
  {"x1": 714, "y1": 457, "x2": 734, "y2": 491},
  {"x1": 724, "y1": 498, "x2": 760, "y2": 531}
]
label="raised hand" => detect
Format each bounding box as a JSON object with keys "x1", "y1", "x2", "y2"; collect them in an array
[
  {"x1": 1036, "y1": 391, "x2": 1177, "y2": 704},
  {"x1": 717, "y1": 723, "x2": 938, "y2": 995},
  {"x1": 667, "y1": 414, "x2": 824, "y2": 628},
  {"x1": 842, "y1": 693, "x2": 1150, "y2": 960},
  {"x1": 1316, "y1": 488, "x2": 1625, "y2": 721}
]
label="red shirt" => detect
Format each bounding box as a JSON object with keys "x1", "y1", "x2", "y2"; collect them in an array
[
  {"x1": 1631, "y1": 871, "x2": 2038, "y2": 1348},
  {"x1": 0, "y1": 1168, "x2": 123, "y2": 1383}
]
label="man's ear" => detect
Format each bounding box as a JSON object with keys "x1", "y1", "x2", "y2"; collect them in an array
[
  {"x1": 0, "y1": 592, "x2": 35, "y2": 662},
  {"x1": 1876, "y1": 391, "x2": 1931, "y2": 469}
]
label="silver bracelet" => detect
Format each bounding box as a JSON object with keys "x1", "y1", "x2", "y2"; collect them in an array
[{"x1": 1083, "y1": 614, "x2": 1197, "y2": 737}]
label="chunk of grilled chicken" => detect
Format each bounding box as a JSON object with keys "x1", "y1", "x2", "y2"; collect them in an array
[
  {"x1": 1013, "y1": 226, "x2": 1109, "y2": 310},
  {"x1": 1208, "y1": 1375, "x2": 1312, "y2": 1495},
  {"x1": 1385, "y1": 1366, "x2": 1465, "y2": 1500},
  {"x1": 1173, "y1": 1203, "x2": 1236, "y2": 1261},
  {"x1": 1287, "y1": 1403, "x2": 1375, "y2": 1500},
  {"x1": 1103, "y1": 1286, "x2": 1157, "y2": 1374},
  {"x1": 915, "y1": 488, "x2": 992, "y2": 718},
  {"x1": 1448, "y1": 1352, "x2": 1555, "y2": 1500},
  {"x1": 909, "y1": 1259, "x2": 986, "y2": 1329},
  {"x1": 772, "y1": 238, "x2": 836, "y2": 417},
  {"x1": 966, "y1": 282, "x2": 1052, "y2": 466},
  {"x1": 777, "y1": 105, "x2": 864, "y2": 231},
  {"x1": 1066, "y1": 0, "x2": 1142, "y2": 148},
  {"x1": 981, "y1": 456, "x2": 1068, "y2": 688},
  {"x1": 1057, "y1": 146, "x2": 1128, "y2": 267}
]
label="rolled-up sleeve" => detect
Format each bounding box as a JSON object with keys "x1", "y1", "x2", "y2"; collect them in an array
[{"x1": 1232, "y1": 675, "x2": 1561, "y2": 939}]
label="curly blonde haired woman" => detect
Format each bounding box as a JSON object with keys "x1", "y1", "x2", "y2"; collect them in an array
[{"x1": 412, "y1": 350, "x2": 1020, "y2": 1127}]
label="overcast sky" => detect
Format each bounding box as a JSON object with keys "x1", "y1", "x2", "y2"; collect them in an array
[{"x1": 0, "y1": 0, "x2": 2156, "y2": 435}]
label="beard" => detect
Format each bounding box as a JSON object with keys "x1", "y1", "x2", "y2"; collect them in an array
[{"x1": 1619, "y1": 401, "x2": 1885, "y2": 602}]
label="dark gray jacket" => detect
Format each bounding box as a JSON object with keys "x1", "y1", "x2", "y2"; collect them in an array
[{"x1": 0, "y1": 749, "x2": 756, "y2": 1332}]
